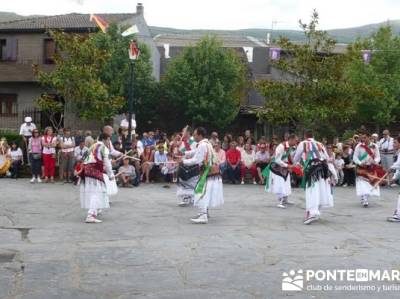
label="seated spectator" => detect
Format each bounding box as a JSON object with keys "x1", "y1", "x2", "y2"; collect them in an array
[
  {"x1": 117, "y1": 157, "x2": 138, "y2": 187},
  {"x1": 162, "y1": 153, "x2": 177, "y2": 183},
  {"x1": 210, "y1": 132, "x2": 220, "y2": 147},
  {"x1": 269, "y1": 135, "x2": 278, "y2": 156},
  {"x1": 141, "y1": 145, "x2": 154, "y2": 183},
  {"x1": 134, "y1": 135, "x2": 144, "y2": 156},
  {"x1": 127, "y1": 140, "x2": 142, "y2": 181},
  {"x1": 7, "y1": 142, "x2": 23, "y2": 178},
  {"x1": 222, "y1": 134, "x2": 232, "y2": 151},
  {"x1": 236, "y1": 136, "x2": 245, "y2": 153},
  {"x1": 154, "y1": 145, "x2": 170, "y2": 182},
  {"x1": 74, "y1": 140, "x2": 88, "y2": 162},
  {"x1": 226, "y1": 141, "x2": 241, "y2": 184},
  {"x1": 169, "y1": 133, "x2": 182, "y2": 157},
  {"x1": 143, "y1": 131, "x2": 156, "y2": 148},
  {"x1": 256, "y1": 136, "x2": 268, "y2": 151},
  {"x1": 113, "y1": 141, "x2": 124, "y2": 154},
  {"x1": 255, "y1": 143, "x2": 270, "y2": 184},
  {"x1": 214, "y1": 141, "x2": 226, "y2": 175},
  {"x1": 240, "y1": 143, "x2": 257, "y2": 185}
]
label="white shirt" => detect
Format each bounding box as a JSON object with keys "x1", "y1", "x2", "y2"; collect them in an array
[
  {"x1": 353, "y1": 143, "x2": 380, "y2": 166},
  {"x1": 136, "y1": 140, "x2": 144, "y2": 156},
  {"x1": 379, "y1": 137, "x2": 394, "y2": 153},
  {"x1": 293, "y1": 138, "x2": 328, "y2": 164},
  {"x1": 60, "y1": 136, "x2": 75, "y2": 153},
  {"x1": 120, "y1": 118, "x2": 137, "y2": 130},
  {"x1": 7, "y1": 148, "x2": 23, "y2": 161},
  {"x1": 154, "y1": 151, "x2": 168, "y2": 165},
  {"x1": 274, "y1": 143, "x2": 290, "y2": 168},
  {"x1": 184, "y1": 139, "x2": 209, "y2": 166},
  {"x1": 74, "y1": 145, "x2": 88, "y2": 161},
  {"x1": 255, "y1": 151, "x2": 270, "y2": 163},
  {"x1": 334, "y1": 158, "x2": 345, "y2": 169},
  {"x1": 241, "y1": 150, "x2": 255, "y2": 168},
  {"x1": 42, "y1": 136, "x2": 57, "y2": 154},
  {"x1": 19, "y1": 123, "x2": 36, "y2": 137}
]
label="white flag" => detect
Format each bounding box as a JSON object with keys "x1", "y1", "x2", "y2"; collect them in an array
[{"x1": 122, "y1": 25, "x2": 139, "y2": 37}]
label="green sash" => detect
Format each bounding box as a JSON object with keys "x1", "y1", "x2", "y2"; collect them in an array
[{"x1": 262, "y1": 157, "x2": 274, "y2": 190}]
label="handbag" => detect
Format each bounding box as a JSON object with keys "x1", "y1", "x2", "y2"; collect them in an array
[
  {"x1": 32, "y1": 153, "x2": 41, "y2": 160},
  {"x1": 178, "y1": 164, "x2": 200, "y2": 181}
]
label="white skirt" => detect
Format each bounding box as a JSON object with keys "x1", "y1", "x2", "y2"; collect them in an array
[
  {"x1": 194, "y1": 176, "x2": 224, "y2": 209},
  {"x1": 356, "y1": 177, "x2": 380, "y2": 197},
  {"x1": 305, "y1": 178, "x2": 333, "y2": 216},
  {"x1": 267, "y1": 172, "x2": 291, "y2": 198},
  {"x1": 176, "y1": 175, "x2": 199, "y2": 199},
  {"x1": 103, "y1": 174, "x2": 118, "y2": 196},
  {"x1": 80, "y1": 177, "x2": 110, "y2": 210}
]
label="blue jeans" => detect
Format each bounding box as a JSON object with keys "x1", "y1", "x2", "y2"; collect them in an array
[{"x1": 226, "y1": 163, "x2": 240, "y2": 183}]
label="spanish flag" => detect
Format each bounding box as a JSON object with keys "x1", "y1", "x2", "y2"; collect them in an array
[{"x1": 89, "y1": 14, "x2": 109, "y2": 33}]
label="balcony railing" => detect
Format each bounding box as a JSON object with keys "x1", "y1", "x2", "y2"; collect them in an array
[{"x1": 0, "y1": 62, "x2": 54, "y2": 82}]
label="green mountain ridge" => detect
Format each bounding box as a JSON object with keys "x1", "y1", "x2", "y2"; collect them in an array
[{"x1": 0, "y1": 12, "x2": 398, "y2": 43}]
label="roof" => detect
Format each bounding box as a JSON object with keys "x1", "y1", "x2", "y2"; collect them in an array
[
  {"x1": 154, "y1": 34, "x2": 268, "y2": 48},
  {"x1": 0, "y1": 13, "x2": 137, "y2": 33}
]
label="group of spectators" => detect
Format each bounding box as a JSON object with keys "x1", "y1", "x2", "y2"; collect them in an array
[
  {"x1": 328, "y1": 130, "x2": 400, "y2": 187},
  {"x1": 1, "y1": 116, "x2": 400, "y2": 189}
]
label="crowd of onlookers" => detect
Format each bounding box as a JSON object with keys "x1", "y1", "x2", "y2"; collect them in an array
[{"x1": 1, "y1": 116, "x2": 400, "y2": 189}]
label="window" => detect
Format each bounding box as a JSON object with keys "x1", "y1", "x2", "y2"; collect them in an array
[
  {"x1": 44, "y1": 39, "x2": 56, "y2": 64},
  {"x1": 0, "y1": 38, "x2": 18, "y2": 61},
  {"x1": 0, "y1": 94, "x2": 17, "y2": 116}
]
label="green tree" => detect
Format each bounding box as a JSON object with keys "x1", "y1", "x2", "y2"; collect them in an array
[
  {"x1": 163, "y1": 36, "x2": 246, "y2": 129},
  {"x1": 346, "y1": 26, "x2": 400, "y2": 130},
  {"x1": 256, "y1": 10, "x2": 356, "y2": 132},
  {"x1": 35, "y1": 23, "x2": 158, "y2": 126}
]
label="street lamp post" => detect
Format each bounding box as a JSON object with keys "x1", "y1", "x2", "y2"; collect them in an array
[{"x1": 125, "y1": 40, "x2": 140, "y2": 151}]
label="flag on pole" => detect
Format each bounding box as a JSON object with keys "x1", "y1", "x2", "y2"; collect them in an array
[
  {"x1": 89, "y1": 14, "x2": 109, "y2": 33},
  {"x1": 122, "y1": 25, "x2": 139, "y2": 37},
  {"x1": 129, "y1": 40, "x2": 140, "y2": 60},
  {"x1": 270, "y1": 47, "x2": 281, "y2": 61},
  {"x1": 361, "y1": 50, "x2": 372, "y2": 64}
]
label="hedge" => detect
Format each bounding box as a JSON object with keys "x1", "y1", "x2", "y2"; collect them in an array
[{"x1": 0, "y1": 130, "x2": 23, "y2": 146}]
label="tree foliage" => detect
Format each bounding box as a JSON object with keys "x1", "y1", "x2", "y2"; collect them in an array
[
  {"x1": 346, "y1": 26, "x2": 400, "y2": 128},
  {"x1": 163, "y1": 36, "x2": 246, "y2": 129},
  {"x1": 35, "y1": 23, "x2": 158, "y2": 126},
  {"x1": 256, "y1": 10, "x2": 356, "y2": 131}
]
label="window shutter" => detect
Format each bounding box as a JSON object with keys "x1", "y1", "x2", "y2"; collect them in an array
[{"x1": 5, "y1": 38, "x2": 18, "y2": 61}]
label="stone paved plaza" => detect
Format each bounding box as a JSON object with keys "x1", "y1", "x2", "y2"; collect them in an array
[{"x1": 1, "y1": 179, "x2": 400, "y2": 299}]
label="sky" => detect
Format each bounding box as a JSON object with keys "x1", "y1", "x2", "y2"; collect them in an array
[{"x1": 1, "y1": 0, "x2": 400, "y2": 30}]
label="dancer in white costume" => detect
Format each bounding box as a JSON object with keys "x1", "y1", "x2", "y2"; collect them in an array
[
  {"x1": 353, "y1": 132, "x2": 381, "y2": 208},
  {"x1": 80, "y1": 133, "x2": 114, "y2": 223},
  {"x1": 181, "y1": 127, "x2": 223, "y2": 224},
  {"x1": 265, "y1": 134, "x2": 297, "y2": 209},
  {"x1": 387, "y1": 139, "x2": 400, "y2": 222},
  {"x1": 176, "y1": 126, "x2": 198, "y2": 206},
  {"x1": 293, "y1": 130, "x2": 333, "y2": 225}
]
